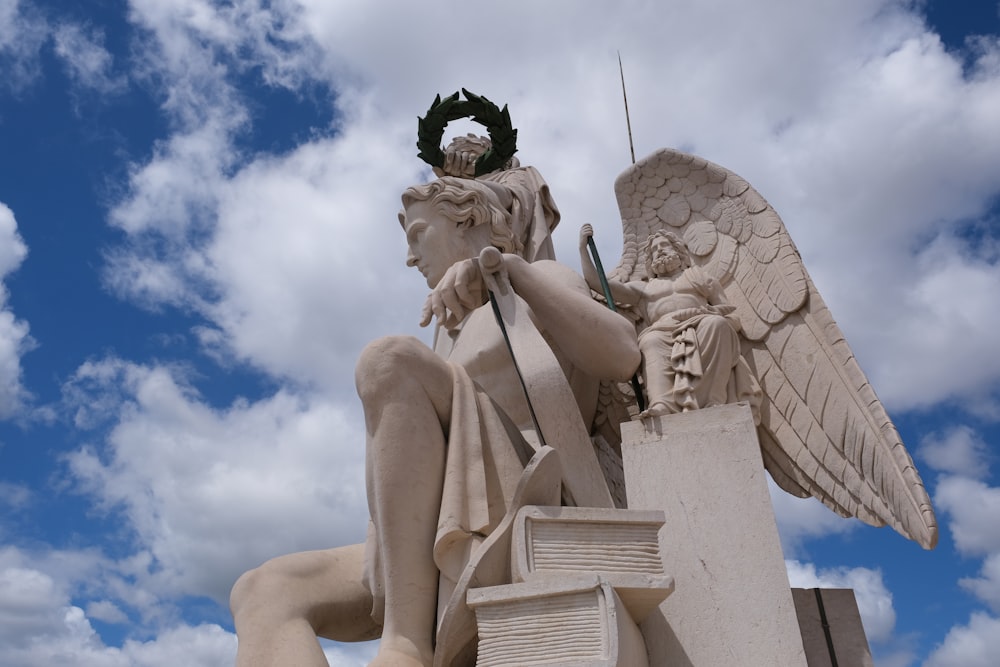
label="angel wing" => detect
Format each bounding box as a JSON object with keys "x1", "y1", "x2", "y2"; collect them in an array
[{"x1": 609, "y1": 148, "x2": 938, "y2": 549}]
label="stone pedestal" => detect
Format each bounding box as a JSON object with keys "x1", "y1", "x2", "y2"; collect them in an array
[{"x1": 622, "y1": 403, "x2": 807, "y2": 666}]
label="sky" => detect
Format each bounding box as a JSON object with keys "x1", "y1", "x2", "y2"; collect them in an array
[{"x1": 1, "y1": 0, "x2": 999, "y2": 665}]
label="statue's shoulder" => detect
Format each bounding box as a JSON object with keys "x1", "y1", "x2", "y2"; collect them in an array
[{"x1": 531, "y1": 259, "x2": 589, "y2": 292}]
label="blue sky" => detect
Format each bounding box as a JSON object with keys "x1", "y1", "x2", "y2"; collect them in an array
[{"x1": 1, "y1": 0, "x2": 1000, "y2": 665}]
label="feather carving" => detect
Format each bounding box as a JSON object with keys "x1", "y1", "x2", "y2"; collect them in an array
[{"x1": 597, "y1": 148, "x2": 937, "y2": 549}]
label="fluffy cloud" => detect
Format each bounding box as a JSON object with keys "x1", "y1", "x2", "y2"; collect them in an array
[
  {"x1": 920, "y1": 426, "x2": 994, "y2": 480},
  {"x1": 924, "y1": 612, "x2": 1000, "y2": 667},
  {"x1": 100, "y1": 0, "x2": 1000, "y2": 423},
  {"x1": 0, "y1": 202, "x2": 32, "y2": 420},
  {"x1": 62, "y1": 357, "x2": 369, "y2": 606},
  {"x1": 960, "y1": 553, "x2": 1000, "y2": 614},
  {"x1": 769, "y1": 477, "x2": 859, "y2": 555},
  {"x1": 935, "y1": 475, "x2": 1000, "y2": 557}
]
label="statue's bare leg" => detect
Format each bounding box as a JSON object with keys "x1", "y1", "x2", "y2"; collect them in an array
[
  {"x1": 231, "y1": 544, "x2": 380, "y2": 667},
  {"x1": 356, "y1": 336, "x2": 454, "y2": 667},
  {"x1": 638, "y1": 333, "x2": 676, "y2": 417}
]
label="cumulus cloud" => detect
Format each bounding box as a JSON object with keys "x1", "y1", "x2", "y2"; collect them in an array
[
  {"x1": 769, "y1": 477, "x2": 860, "y2": 555},
  {"x1": 0, "y1": 202, "x2": 32, "y2": 420},
  {"x1": 786, "y1": 559, "x2": 896, "y2": 644},
  {"x1": 935, "y1": 475, "x2": 1000, "y2": 557},
  {"x1": 924, "y1": 612, "x2": 1000, "y2": 667},
  {"x1": 61, "y1": 357, "x2": 369, "y2": 605},
  {"x1": 960, "y1": 553, "x2": 1000, "y2": 615},
  {"x1": 31, "y1": 0, "x2": 1000, "y2": 663},
  {"x1": 920, "y1": 426, "x2": 993, "y2": 480}
]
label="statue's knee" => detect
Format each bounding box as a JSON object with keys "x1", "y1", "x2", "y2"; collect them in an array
[
  {"x1": 230, "y1": 566, "x2": 262, "y2": 620},
  {"x1": 355, "y1": 335, "x2": 433, "y2": 401},
  {"x1": 229, "y1": 559, "x2": 292, "y2": 622}
]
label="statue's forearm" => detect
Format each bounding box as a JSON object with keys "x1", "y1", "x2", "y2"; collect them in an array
[{"x1": 504, "y1": 255, "x2": 640, "y2": 382}]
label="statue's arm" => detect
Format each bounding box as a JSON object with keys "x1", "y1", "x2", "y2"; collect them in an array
[
  {"x1": 578, "y1": 224, "x2": 643, "y2": 307},
  {"x1": 503, "y1": 254, "x2": 640, "y2": 382}
]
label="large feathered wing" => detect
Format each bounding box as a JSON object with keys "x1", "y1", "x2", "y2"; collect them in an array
[{"x1": 611, "y1": 148, "x2": 938, "y2": 549}]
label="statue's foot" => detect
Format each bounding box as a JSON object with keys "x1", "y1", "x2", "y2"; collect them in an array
[
  {"x1": 639, "y1": 402, "x2": 670, "y2": 419},
  {"x1": 368, "y1": 649, "x2": 428, "y2": 667}
]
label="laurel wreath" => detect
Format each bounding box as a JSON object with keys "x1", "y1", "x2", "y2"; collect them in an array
[{"x1": 417, "y1": 89, "x2": 518, "y2": 177}]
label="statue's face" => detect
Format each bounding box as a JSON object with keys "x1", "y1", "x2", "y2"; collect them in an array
[
  {"x1": 404, "y1": 200, "x2": 478, "y2": 288},
  {"x1": 649, "y1": 236, "x2": 684, "y2": 277}
]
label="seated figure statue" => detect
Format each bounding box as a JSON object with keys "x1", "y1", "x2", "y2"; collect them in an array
[
  {"x1": 580, "y1": 225, "x2": 760, "y2": 418},
  {"x1": 230, "y1": 167, "x2": 640, "y2": 666}
]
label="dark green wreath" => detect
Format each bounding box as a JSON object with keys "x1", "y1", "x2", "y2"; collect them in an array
[{"x1": 417, "y1": 89, "x2": 518, "y2": 177}]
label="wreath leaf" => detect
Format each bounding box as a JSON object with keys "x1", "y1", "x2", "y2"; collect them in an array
[{"x1": 417, "y1": 89, "x2": 518, "y2": 176}]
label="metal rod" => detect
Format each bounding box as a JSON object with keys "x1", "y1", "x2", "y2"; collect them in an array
[
  {"x1": 618, "y1": 51, "x2": 636, "y2": 165},
  {"x1": 586, "y1": 236, "x2": 646, "y2": 412}
]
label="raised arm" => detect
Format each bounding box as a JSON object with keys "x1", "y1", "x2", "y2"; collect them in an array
[
  {"x1": 496, "y1": 251, "x2": 640, "y2": 382},
  {"x1": 578, "y1": 224, "x2": 643, "y2": 308}
]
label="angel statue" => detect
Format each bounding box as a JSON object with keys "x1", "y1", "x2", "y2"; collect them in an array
[
  {"x1": 579, "y1": 224, "x2": 761, "y2": 418},
  {"x1": 590, "y1": 147, "x2": 938, "y2": 553}
]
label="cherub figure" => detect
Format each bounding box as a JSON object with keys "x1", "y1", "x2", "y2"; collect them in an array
[{"x1": 580, "y1": 225, "x2": 760, "y2": 418}]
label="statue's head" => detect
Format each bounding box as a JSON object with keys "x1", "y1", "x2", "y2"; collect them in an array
[
  {"x1": 644, "y1": 230, "x2": 691, "y2": 278},
  {"x1": 400, "y1": 177, "x2": 520, "y2": 287}
]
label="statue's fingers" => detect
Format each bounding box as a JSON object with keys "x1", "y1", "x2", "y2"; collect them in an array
[
  {"x1": 419, "y1": 297, "x2": 434, "y2": 327},
  {"x1": 440, "y1": 287, "x2": 465, "y2": 322}
]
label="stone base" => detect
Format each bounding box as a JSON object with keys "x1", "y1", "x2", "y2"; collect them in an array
[
  {"x1": 468, "y1": 574, "x2": 649, "y2": 667},
  {"x1": 622, "y1": 404, "x2": 808, "y2": 666}
]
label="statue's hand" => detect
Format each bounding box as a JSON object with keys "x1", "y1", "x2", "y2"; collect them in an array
[
  {"x1": 579, "y1": 224, "x2": 594, "y2": 250},
  {"x1": 442, "y1": 148, "x2": 478, "y2": 178},
  {"x1": 420, "y1": 259, "x2": 486, "y2": 329}
]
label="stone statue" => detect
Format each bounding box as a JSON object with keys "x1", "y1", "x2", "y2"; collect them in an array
[
  {"x1": 229, "y1": 92, "x2": 938, "y2": 666},
  {"x1": 579, "y1": 224, "x2": 761, "y2": 418},
  {"x1": 590, "y1": 147, "x2": 937, "y2": 551},
  {"x1": 230, "y1": 134, "x2": 639, "y2": 667}
]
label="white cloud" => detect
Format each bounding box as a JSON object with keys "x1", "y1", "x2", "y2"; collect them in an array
[
  {"x1": 960, "y1": 553, "x2": 1000, "y2": 615},
  {"x1": 920, "y1": 426, "x2": 993, "y2": 480},
  {"x1": 924, "y1": 612, "x2": 1000, "y2": 667},
  {"x1": 0, "y1": 202, "x2": 32, "y2": 420},
  {"x1": 786, "y1": 559, "x2": 896, "y2": 644},
  {"x1": 935, "y1": 475, "x2": 1000, "y2": 557},
  {"x1": 0, "y1": 0, "x2": 47, "y2": 92},
  {"x1": 769, "y1": 477, "x2": 859, "y2": 556},
  {"x1": 52, "y1": 22, "x2": 126, "y2": 96},
  {"x1": 62, "y1": 357, "x2": 369, "y2": 605},
  {"x1": 97, "y1": 0, "x2": 1000, "y2": 424}
]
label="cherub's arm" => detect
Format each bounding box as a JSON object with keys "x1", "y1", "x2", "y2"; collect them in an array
[{"x1": 578, "y1": 224, "x2": 644, "y2": 307}]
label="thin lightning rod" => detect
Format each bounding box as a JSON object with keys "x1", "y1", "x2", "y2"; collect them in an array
[{"x1": 618, "y1": 51, "x2": 636, "y2": 164}]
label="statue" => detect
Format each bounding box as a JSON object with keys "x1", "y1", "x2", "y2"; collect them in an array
[
  {"x1": 590, "y1": 147, "x2": 937, "y2": 552},
  {"x1": 579, "y1": 225, "x2": 761, "y2": 418},
  {"x1": 229, "y1": 103, "x2": 640, "y2": 665},
  {"x1": 229, "y1": 91, "x2": 938, "y2": 667}
]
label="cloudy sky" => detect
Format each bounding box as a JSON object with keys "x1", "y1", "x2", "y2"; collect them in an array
[{"x1": 1, "y1": 0, "x2": 999, "y2": 664}]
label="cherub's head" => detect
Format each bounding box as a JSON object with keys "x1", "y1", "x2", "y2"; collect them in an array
[
  {"x1": 643, "y1": 230, "x2": 691, "y2": 278},
  {"x1": 399, "y1": 177, "x2": 520, "y2": 287}
]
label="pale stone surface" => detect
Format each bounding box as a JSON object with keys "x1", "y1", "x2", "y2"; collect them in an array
[
  {"x1": 468, "y1": 574, "x2": 650, "y2": 667},
  {"x1": 231, "y1": 136, "x2": 938, "y2": 667},
  {"x1": 622, "y1": 404, "x2": 808, "y2": 667},
  {"x1": 580, "y1": 225, "x2": 760, "y2": 420},
  {"x1": 231, "y1": 136, "x2": 641, "y2": 667},
  {"x1": 511, "y1": 505, "x2": 673, "y2": 621},
  {"x1": 606, "y1": 148, "x2": 937, "y2": 550},
  {"x1": 792, "y1": 588, "x2": 874, "y2": 667}
]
